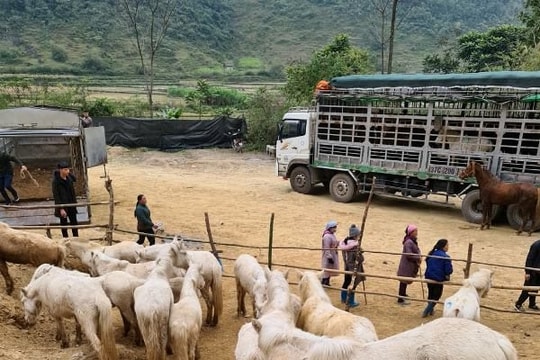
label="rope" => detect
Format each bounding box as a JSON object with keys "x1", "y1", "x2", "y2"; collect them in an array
[{"x1": 20, "y1": 168, "x2": 40, "y2": 187}]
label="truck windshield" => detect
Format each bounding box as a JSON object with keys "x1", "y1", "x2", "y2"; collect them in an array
[{"x1": 280, "y1": 119, "x2": 306, "y2": 140}]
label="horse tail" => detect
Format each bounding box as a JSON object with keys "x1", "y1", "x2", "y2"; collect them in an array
[
  {"x1": 97, "y1": 299, "x2": 119, "y2": 360},
  {"x1": 534, "y1": 188, "x2": 540, "y2": 229},
  {"x1": 308, "y1": 337, "x2": 358, "y2": 360},
  {"x1": 142, "y1": 311, "x2": 166, "y2": 360},
  {"x1": 212, "y1": 263, "x2": 224, "y2": 324},
  {"x1": 169, "y1": 320, "x2": 189, "y2": 360}
]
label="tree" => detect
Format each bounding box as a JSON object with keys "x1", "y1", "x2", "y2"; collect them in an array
[
  {"x1": 284, "y1": 34, "x2": 373, "y2": 104},
  {"x1": 457, "y1": 25, "x2": 527, "y2": 72},
  {"x1": 117, "y1": 0, "x2": 178, "y2": 114},
  {"x1": 520, "y1": 0, "x2": 540, "y2": 46},
  {"x1": 355, "y1": 0, "x2": 416, "y2": 73},
  {"x1": 422, "y1": 52, "x2": 460, "y2": 73}
]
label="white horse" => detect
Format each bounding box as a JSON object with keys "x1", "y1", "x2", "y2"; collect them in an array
[
  {"x1": 134, "y1": 253, "x2": 175, "y2": 360},
  {"x1": 433, "y1": 117, "x2": 494, "y2": 153},
  {"x1": 253, "y1": 315, "x2": 516, "y2": 360},
  {"x1": 170, "y1": 240, "x2": 223, "y2": 326},
  {"x1": 135, "y1": 243, "x2": 172, "y2": 263},
  {"x1": 89, "y1": 250, "x2": 183, "y2": 279},
  {"x1": 21, "y1": 266, "x2": 118, "y2": 360},
  {"x1": 296, "y1": 271, "x2": 378, "y2": 344},
  {"x1": 64, "y1": 238, "x2": 143, "y2": 263},
  {"x1": 234, "y1": 254, "x2": 268, "y2": 318},
  {"x1": 235, "y1": 322, "x2": 266, "y2": 360},
  {"x1": 168, "y1": 263, "x2": 205, "y2": 360},
  {"x1": 443, "y1": 268, "x2": 494, "y2": 321}
]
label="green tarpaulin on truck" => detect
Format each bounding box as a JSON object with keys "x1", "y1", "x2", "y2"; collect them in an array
[{"x1": 330, "y1": 71, "x2": 540, "y2": 89}]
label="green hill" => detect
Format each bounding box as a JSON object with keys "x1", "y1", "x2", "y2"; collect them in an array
[{"x1": 0, "y1": 0, "x2": 524, "y2": 78}]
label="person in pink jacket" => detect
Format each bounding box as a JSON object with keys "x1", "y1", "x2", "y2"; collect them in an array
[
  {"x1": 321, "y1": 220, "x2": 339, "y2": 286},
  {"x1": 339, "y1": 224, "x2": 365, "y2": 308}
]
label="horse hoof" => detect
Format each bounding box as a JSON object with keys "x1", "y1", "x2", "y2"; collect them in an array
[{"x1": 61, "y1": 341, "x2": 70, "y2": 349}]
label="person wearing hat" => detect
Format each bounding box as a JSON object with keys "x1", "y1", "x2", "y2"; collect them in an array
[
  {"x1": 396, "y1": 224, "x2": 421, "y2": 305},
  {"x1": 321, "y1": 220, "x2": 339, "y2": 286},
  {"x1": 52, "y1": 161, "x2": 78, "y2": 237},
  {"x1": 0, "y1": 151, "x2": 27, "y2": 205},
  {"x1": 338, "y1": 224, "x2": 365, "y2": 308}
]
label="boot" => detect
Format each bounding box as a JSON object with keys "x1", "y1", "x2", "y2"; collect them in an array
[
  {"x1": 422, "y1": 302, "x2": 435, "y2": 318},
  {"x1": 340, "y1": 290, "x2": 348, "y2": 304},
  {"x1": 347, "y1": 293, "x2": 360, "y2": 308}
]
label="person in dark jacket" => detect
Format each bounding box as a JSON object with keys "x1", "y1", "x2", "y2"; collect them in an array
[
  {"x1": 397, "y1": 224, "x2": 421, "y2": 305},
  {"x1": 0, "y1": 152, "x2": 27, "y2": 205},
  {"x1": 514, "y1": 239, "x2": 540, "y2": 311},
  {"x1": 422, "y1": 239, "x2": 453, "y2": 317},
  {"x1": 338, "y1": 224, "x2": 365, "y2": 308},
  {"x1": 134, "y1": 194, "x2": 158, "y2": 246},
  {"x1": 51, "y1": 161, "x2": 78, "y2": 237}
]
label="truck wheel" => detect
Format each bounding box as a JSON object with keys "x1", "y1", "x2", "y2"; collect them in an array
[
  {"x1": 289, "y1": 166, "x2": 313, "y2": 194},
  {"x1": 506, "y1": 204, "x2": 539, "y2": 232},
  {"x1": 329, "y1": 173, "x2": 357, "y2": 203},
  {"x1": 461, "y1": 189, "x2": 499, "y2": 224}
]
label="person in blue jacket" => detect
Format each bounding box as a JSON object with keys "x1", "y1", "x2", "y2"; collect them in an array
[{"x1": 422, "y1": 238, "x2": 453, "y2": 317}]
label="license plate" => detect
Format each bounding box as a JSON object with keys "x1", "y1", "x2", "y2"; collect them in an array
[{"x1": 428, "y1": 165, "x2": 458, "y2": 176}]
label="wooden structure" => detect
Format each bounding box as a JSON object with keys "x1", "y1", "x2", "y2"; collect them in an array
[{"x1": 0, "y1": 107, "x2": 107, "y2": 226}]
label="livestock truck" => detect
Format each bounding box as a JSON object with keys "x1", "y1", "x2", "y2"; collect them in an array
[{"x1": 275, "y1": 71, "x2": 540, "y2": 227}]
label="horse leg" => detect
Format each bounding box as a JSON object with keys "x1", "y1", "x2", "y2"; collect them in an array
[
  {"x1": 516, "y1": 206, "x2": 525, "y2": 236},
  {"x1": 55, "y1": 318, "x2": 70, "y2": 348},
  {"x1": 201, "y1": 287, "x2": 213, "y2": 326},
  {"x1": 236, "y1": 279, "x2": 244, "y2": 317},
  {"x1": 120, "y1": 312, "x2": 131, "y2": 337},
  {"x1": 75, "y1": 320, "x2": 83, "y2": 346},
  {"x1": 76, "y1": 314, "x2": 101, "y2": 355},
  {"x1": 0, "y1": 260, "x2": 13, "y2": 295}
]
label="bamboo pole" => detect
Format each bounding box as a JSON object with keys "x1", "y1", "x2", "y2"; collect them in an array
[
  {"x1": 205, "y1": 212, "x2": 222, "y2": 268},
  {"x1": 347, "y1": 177, "x2": 376, "y2": 310},
  {"x1": 268, "y1": 213, "x2": 275, "y2": 270},
  {"x1": 104, "y1": 177, "x2": 114, "y2": 245},
  {"x1": 11, "y1": 224, "x2": 109, "y2": 230},
  {"x1": 464, "y1": 243, "x2": 473, "y2": 278}
]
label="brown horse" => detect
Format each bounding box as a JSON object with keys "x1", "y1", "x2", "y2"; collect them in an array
[{"x1": 459, "y1": 161, "x2": 538, "y2": 235}]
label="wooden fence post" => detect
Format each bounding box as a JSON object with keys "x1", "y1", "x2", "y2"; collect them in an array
[
  {"x1": 204, "y1": 212, "x2": 222, "y2": 268},
  {"x1": 268, "y1": 213, "x2": 275, "y2": 270},
  {"x1": 464, "y1": 243, "x2": 474, "y2": 278},
  {"x1": 104, "y1": 177, "x2": 114, "y2": 245}
]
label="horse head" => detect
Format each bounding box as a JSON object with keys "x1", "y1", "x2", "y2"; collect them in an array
[
  {"x1": 20, "y1": 287, "x2": 41, "y2": 326},
  {"x1": 459, "y1": 161, "x2": 477, "y2": 179},
  {"x1": 168, "y1": 241, "x2": 190, "y2": 269}
]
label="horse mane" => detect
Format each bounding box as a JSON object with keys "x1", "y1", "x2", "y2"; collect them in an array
[
  {"x1": 464, "y1": 269, "x2": 493, "y2": 297},
  {"x1": 299, "y1": 271, "x2": 331, "y2": 303},
  {"x1": 262, "y1": 271, "x2": 292, "y2": 316}
]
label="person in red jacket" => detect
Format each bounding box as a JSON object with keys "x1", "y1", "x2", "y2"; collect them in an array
[{"x1": 514, "y1": 239, "x2": 540, "y2": 311}]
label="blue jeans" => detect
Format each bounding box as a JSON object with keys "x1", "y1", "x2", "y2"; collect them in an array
[{"x1": 0, "y1": 174, "x2": 17, "y2": 203}]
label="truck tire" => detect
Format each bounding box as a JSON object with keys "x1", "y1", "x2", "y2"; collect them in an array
[
  {"x1": 289, "y1": 166, "x2": 313, "y2": 194},
  {"x1": 329, "y1": 173, "x2": 357, "y2": 203},
  {"x1": 506, "y1": 204, "x2": 539, "y2": 232},
  {"x1": 461, "y1": 189, "x2": 499, "y2": 224}
]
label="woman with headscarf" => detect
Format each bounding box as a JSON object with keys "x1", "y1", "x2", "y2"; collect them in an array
[
  {"x1": 321, "y1": 220, "x2": 339, "y2": 286},
  {"x1": 338, "y1": 224, "x2": 365, "y2": 308},
  {"x1": 396, "y1": 224, "x2": 421, "y2": 305}
]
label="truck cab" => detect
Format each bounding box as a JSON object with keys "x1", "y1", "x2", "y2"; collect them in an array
[{"x1": 275, "y1": 107, "x2": 312, "y2": 178}]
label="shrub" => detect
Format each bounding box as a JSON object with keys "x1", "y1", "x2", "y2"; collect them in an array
[
  {"x1": 51, "y1": 47, "x2": 68, "y2": 63},
  {"x1": 167, "y1": 86, "x2": 194, "y2": 98},
  {"x1": 158, "y1": 106, "x2": 183, "y2": 119},
  {"x1": 88, "y1": 98, "x2": 115, "y2": 116}
]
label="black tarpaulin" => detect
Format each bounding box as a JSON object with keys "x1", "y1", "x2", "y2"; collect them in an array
[{"x1": 92, "y1": 116, "x2": 246, "y2": 150}]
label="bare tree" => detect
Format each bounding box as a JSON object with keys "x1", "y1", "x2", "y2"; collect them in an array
[
  {"x1": 117, "y1": 0, "x2": 177, "y2": 114},
  {"x1": 358, "y1": 0, "x2": 416, "y2": 74}
]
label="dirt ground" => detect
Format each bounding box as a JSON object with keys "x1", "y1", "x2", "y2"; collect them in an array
[{"x1": 0, "y1": 147, "x2": 539, "y2": 359}]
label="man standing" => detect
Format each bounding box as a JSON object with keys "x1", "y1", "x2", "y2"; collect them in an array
[
  {"x1": 80, "y1": 112, "x2": 93, "y2": 128},
  {"x1": 0, "y1": 151, "x2": 27, "y2": 205},
  {"x1": 52, "y1": 161, "x2": 78, "y2": 237},
  {"x1": 514, "y1": 239, "x2": 540, "y2": 311}
]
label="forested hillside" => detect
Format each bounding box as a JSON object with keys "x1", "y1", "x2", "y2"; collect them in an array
[{"x1": 0, "y1": 0, "x2": 524, "y2": 78}]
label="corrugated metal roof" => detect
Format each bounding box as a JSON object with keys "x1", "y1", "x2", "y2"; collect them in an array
[{"x1": 0, "y1": 107, "x2": 80, "y2": 130}]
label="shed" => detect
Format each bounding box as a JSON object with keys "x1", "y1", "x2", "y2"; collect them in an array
[{"x1": 0, "y1": 107, "x2": 107, "y2": 226}]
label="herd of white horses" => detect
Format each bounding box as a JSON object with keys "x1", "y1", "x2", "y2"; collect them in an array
[{"x1": 0, "y1": 222, "x2": 520, "y2": 359}]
